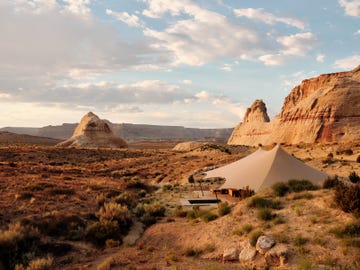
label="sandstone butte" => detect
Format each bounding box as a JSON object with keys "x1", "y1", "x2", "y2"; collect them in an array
[
  {"x1": 57, "y1": 112, "x2": 128, "y2": 148},
  {"x1": 228, "y1": 65, "x2": 360, "y2": 146}
]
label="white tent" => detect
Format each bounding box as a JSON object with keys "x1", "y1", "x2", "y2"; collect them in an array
[{"x1": 205, "y1": 145, "x2": 328, "y2": 192}]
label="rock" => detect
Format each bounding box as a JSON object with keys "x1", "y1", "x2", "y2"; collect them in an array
[
  {"x1": 264, "y1": 244, "x2": 289, "y2": 266},
  {"x1": 256, "y1": 235, "x2": 275, "y2": 254},
  {"x1": 57, "y1": 112, "x2": 127, "y2": 148},
  {"x1": 239, "y1": 247, "x2": 257, "y2": 262},
  {"x1": 223, "y1": 247, "x2": 239, "y2": 261},
  {"x1": 228, "y1": 65, "x2": 360, "y2": 146},
  {"x1": 172, "y1": 141, "x2": 203, "y2": 151}
]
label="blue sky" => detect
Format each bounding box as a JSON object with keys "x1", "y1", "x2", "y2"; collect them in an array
[{"x1": 0, "y1": 0, "x2": 359, "y2": 128}]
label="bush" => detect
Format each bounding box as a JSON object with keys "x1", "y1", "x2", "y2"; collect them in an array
[
  {"x1": 15, "y1": 256, "x2": 53, "y2": 270},
  {"x1": 98, "y1": 202, "x2": 132, "y2": 233},
  {"x1": 257, "y1": 208, "x2": 275, "y2": 221},
  {"x1": 0, "y1": 223, "x2": 40, "y2": 269},
  {"x1": 330, "y1": 221, "x2": 360, "y2": 238},
  {"x1": 248, "y1": 197, "x2": 282, "y2": 209},
  {"x1": 218, "y1": 202, "x2": 231, "y2": 216},
  {"x1": 249, "y1": 230, "x2": 263, "y2": 247},
  {"x1": 349, "y1": 171, "x2": 360, "y2": 184},
  {"x1": 113, "y1": 192, "x2": 136, "y2": 209},
  {"x1": 334, "y1": 182, "x2": 360, "y2": 216},
  {"x1": 288, "y1": 179, "x2": 318, "y2": 192},
  {"x1": 272, "y1": 182, "x2": 290, "y2": 197},
  {"x1": 143, "y1": 202, "x2": 166, "y2": 217},
  {"x1": 201, "y1": 213, "x2": 218, "y2": 222},
  {"x1": 323, "y1": 176, "x2": 340, "y2": 189},
  {"x1": 85, "y1": 221, "x2": 121, "y2": 247},
  {"x1": 294, "y1": 234, "x2": 308, "y2": 246},
  {"x1": 182, "y1": 247, "x2": 202, "y2": 257},
  {"x1": 357, "y1": 155, "x2": 360, "y2": 163}
]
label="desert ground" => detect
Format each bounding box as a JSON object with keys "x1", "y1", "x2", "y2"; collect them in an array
[{"x1": 0, "y1": 141, "x2": 359, "y2": 269}]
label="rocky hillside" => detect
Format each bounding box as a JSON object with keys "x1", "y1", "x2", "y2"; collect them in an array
[
  {"x1": 228, "y1": 66, "x2": 360, "y2": 146},
  {"x1": 0, "y1": 131, "x2": 61, "y2": 146}
]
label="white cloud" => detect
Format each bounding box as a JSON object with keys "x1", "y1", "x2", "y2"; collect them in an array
[
  {"x1": 278, "y1": 32, "x2": 318, "y2": 56},
  {"x1": 142, "y1": 0, "x2": 265, "y2": 66},
  {"x1": 234, "y1": 8, "x2": 305, "y2": 30},
  {"x1": 339, "y1": 0, "x2": 360, "y2": 17},
  {"x1": 221, "y1": 64, "x2": 232, "y2": 72},
  {"x1": 106, "y1": 9, "x2": 142, "y2": 27},
  {"x1": 182, "y1": 80, "x2": 192, "y2": 85},
  {"x1": 13, "y1": 0, "x2": 58, "y2": 14},
  {"x1": 355, "y1": 29, "x2": 360, "y2": 35},
  {"x1": 333, "y1": 55, "x2": 360, "y2": 69},
  {"x1": 316, "y1": 54, "x2": 325, "y2": 62},
  {"x1": 62, "y1": 0, "x2": 92, "y2": 18},
  {"x1": 258, "y1": 54, "x2": 285, "y2": 66}
]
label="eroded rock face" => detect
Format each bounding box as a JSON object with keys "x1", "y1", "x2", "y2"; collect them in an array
[
  {"x1": 57, "y1": 112, "x2": 127, "y2": 148},
  {"x1": 228, "y1": 66, "x2": 360, "y2": 145}
]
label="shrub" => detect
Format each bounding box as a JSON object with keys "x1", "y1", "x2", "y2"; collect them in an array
[
  {"x1": 272, "y1": 182, "x2": 289, "y2": 197},
  {"x1": 143, "y1": 202, "x2": 166, "y2": 217},
  {"x1": 249, "y1": 230, "x2": 263, "y2": 247},
  {"x1": 257, "y1": 208, "x2": 275, "y2": 221},
  {"x1": 98, "y1": 202, "x2": 132, "y2": 233},
  {"x1": 201, "y1": 212, "x2": 218, "y2": 222},
  {"x1": 47, "y1": 187, "x2": 75, "y2": 195},
  {"x1": 288, "y1": 179, "x2": 318, "y2": 192},
  {"x1": 357, "y1": 155, "x2": 360, "y2": 163},
  {"x1": 113, "y1": 192, "x2": 137, "y2": 208},
  {"x1": 175, "y1": 206, "x2": 187, "y2": 218},
  {"x1": 323, "y1": 176, "x2": 340, "y2": 189},
  {"x1": 85, "y1": 221, "x2": 121, "y2": 247},
  {"x1": 294, "y1": 234, "x2": 308, "y2": 246},
  {"x1": 233, "y1": 224, "x2": 253, "y2": 236},
  {"x1": 330, "y1": 221, "x2": 360, "y2": 238},
  {"x1": 15, "y1": 256, "x2": 53, "y2": 270},
  {"x1": 218, "y1": 202, "x2": 231, "y2": 216},
  {"x1": 248, "y1": 197, "x2": 282, "y2": 209},
  {"x1": 182, "y1": 247, "x2": 202, "y2": 257},
  {"x1": 334, "y1": 182, "x2": 360, "y2": 216},
  {"x1": 349, "y1": 171, "x2": 360, "y2": 184},
  {"x1": 0, "y1": 223, "x2": 40, "y2": 269}
]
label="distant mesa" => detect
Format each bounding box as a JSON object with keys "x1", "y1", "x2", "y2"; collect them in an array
[
  {"x1": 57, "y1": 112, "x2": 128, "y2": 148},
  {"x1": 228, "y1": 65, "x2": 360, "y2": 146}
]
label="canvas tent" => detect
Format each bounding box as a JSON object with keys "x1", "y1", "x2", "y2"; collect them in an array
[{"x1": 205, "y1": 145, "x2": 328, "y2": 192}]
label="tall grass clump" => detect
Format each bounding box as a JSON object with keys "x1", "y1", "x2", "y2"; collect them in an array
[
  {"x1": 218, "y1": 201, "x2": 231, "y2": 216},
  {"x1": 98, "y1": 202, "x2": 132, "y2": 232},
  {"x1": 15, "y1": 256, "x2": 53, "y2": 270},
  {"x1": 334, "y1": 182, "x2": 360, "y2": 216},
  {"x1": 248, "y1": 197, "x2": 282, "y2": 209}
]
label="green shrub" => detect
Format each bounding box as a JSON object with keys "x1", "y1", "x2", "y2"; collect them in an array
[
  {"x1": 248, "y1": 197, "x2": 282, "y2": 209},
  {"x1": 257, "y1": 208, "x2": 275, "y2": 221},
  {"x1": 182, "y1": 247, "x2": 202, "y2": 257},
  {"x1": 349, "y1": 171, "x2": 360, "y2": 184},
  {"x1": 294, "y1": 234, "x2": 308, "y2": 246},
  {"x1": 143, "y1": 202, "x2": 166, "y2": 217},
  {"x1": 98, "y1": 202, "x2": 132, "y2": 233},
  {"x1": 330, "y1": 221, "x2": 360, "y2": 238},
  {"x1": 201, "y1": 213, "x2": 218, "y2": 222},
  {"x1": 272, "y1": 182, "x2": 290, "y2": 197},
  {"x1": 288, "y1": 179, "x2": 318, "y2": 192},
  {"x1": 323, "y1": 176, "x2": 340, "y2": 189},
  {"x1": 15, "y1": 256, "x2": 53, "y2": 270},
  {"x1": 233, "y1": 224, "x2": 253, "y2": 236},
  {"x1": 113, "y1": 192, "x2": 137, "y2": 209},
  {"x1": 218, "y1": 202, "x2": 231, "y2": 216},
  {"x1": 334, "y1": 182, "x2": 360, "y2": 216},
  {"x1": 0, "y1": 223, "x2": 40, "y2": 269},
  {"x1": 186, "y1": 210, "x2": 196, "y2": 220},
  {"x1": 85, "y1": 221, "x2": 121, "y2": 247},
  {"x1": 249, "y1": 230, "x2": 263, "y2": 247}
]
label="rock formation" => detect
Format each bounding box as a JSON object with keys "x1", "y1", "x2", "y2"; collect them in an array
[
  {"x1": 228, "y1": 65, "x2": 360, "y2": 145},
  {"x1": 57, "y1": 112, "x2": 127, "y2": 148}
]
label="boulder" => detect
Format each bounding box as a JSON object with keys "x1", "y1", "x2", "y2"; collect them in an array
[
  {"x1": 264, "y1": 244, "x2": 289, "y2": 266},
  {"x1": 239, "y1": 247, "x2": 257, "y2": 262},
  {"x1": 256, "y1": 235, "x2": 275, "y2": 254},
  {"x1": 223, "y1": 247, "x2": 239, "y2": 261}
]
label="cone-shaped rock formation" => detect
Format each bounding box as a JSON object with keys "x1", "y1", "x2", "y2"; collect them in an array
[{"x1": 57, "y1": 112, "x2": 127, "y2": 148}]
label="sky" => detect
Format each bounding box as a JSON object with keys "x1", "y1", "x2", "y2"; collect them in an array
[{"x1": 0, "y1": 0, "x2": 359, "y2": 128}]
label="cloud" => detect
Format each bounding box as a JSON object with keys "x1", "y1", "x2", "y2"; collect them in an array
[
  {"x1": 221, "y1": 64, "x2": 232, "y2": 72},
  {"x1": 333, "y1": 55, "x2": 360, "y2": 69},
  {"x1": 278, "y1": 32, "x2": 318, "y2": 56},
  {"x1": 234, "y1": 8, "x2": 305, "y2": 30},
  {"x1": 62, "y1": 0, "x2": 92, "y2": 18},
  {"x1": 316, "y1": 54, "x2": 325, "y2": 62},
  {"x1": 258, "y1": 54, "x2": 286, "y2": 66},
  {"x1": 181, "y1": 80, "x2": 192, "y2": 85},
  {"x1": 339, "y1": 0, "x2": 360, "y2": 17},
  {"x1": 355, "y1": 29, "x2": 360, "y2": 35},
  {"x1": 106, "y1": 9, "x2": 142, "y2": 27},
  {"x1": 141, "y1": 0, "x2": 267, "y2": 66}
]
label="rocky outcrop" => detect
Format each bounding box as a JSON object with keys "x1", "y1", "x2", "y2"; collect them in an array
[
  {"x1": 228, "y1": 66, "x2": 360, "y2": 145},
  {"x1": 57, "y1": 112, "x2": 127, "y2": 148}
]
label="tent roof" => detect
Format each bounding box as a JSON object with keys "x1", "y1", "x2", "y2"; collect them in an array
[{"x1": 205, "y1": 145, "x2": 328, "y2": 192}]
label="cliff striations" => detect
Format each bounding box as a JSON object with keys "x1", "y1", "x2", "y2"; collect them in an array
[{"x1": 228, "y1": 65, "x2": 360, "y2": 145}]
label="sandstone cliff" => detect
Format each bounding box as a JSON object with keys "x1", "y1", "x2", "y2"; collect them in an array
[
  {"x1": 57, "y1": 112, "x2": 127, "y2": 148},
  {"x1": 228, "y1": 66, "x2": 360, "y2": 146}
]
